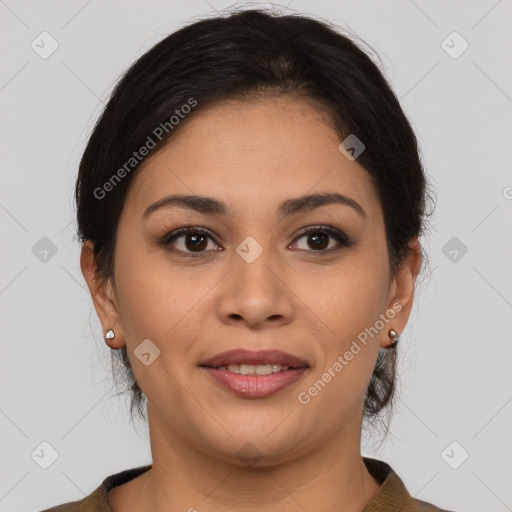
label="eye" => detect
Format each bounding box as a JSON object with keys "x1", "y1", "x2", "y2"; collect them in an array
[
  {"x1": 159, "y1": 225, "x2": 352, "y2": 256},
  {"x1": 159, "y1": 227, "x2": 221, "y2": 255},
  {"x1": 290, "y1": 225, "x2": 352, "y2": 253}
]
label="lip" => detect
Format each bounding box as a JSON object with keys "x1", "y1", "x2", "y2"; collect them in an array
[
  {"x1": 199, "y1": 349, "x2": 310, "y2": 399},
  {"x1": 203, "y1": 367, "x2": 309, "y2": 399},
  {"x1": 200, "y1": 349, "x2": 309, "y2": 369}
]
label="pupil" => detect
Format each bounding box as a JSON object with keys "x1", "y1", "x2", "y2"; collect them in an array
[
  {"x1": 309, "y1": 232, "x2": 328, "y2": 250},
  {"x1": 186, "y1": 233, "x2": 207, "y2": 251}
]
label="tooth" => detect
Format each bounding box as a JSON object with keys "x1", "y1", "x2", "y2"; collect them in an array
[
  {"x1": 223, "y1": 364, "x2": 289, "y2": 375},
  {"x1": 239, "y1": 364, "x2": 256, "y2": 375},
  {"x1": 255, "y1": 364, "x2": 274, "y2": 376}
]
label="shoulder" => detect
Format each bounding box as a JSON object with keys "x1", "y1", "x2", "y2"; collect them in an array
[
  {"x1": 407, "y1": 497, "x2": 456, "y2": 511},
  {"x1": 39, "y1": 501, "x2": 82, "y2": 512},
  {"x1": 363, "y1": 457, "x2": 456, "y2": 512},
  {"x1": 37, "y1": 465, "x2": 152, "y2": 512},
  {"x1": 406, "y1": 497, "x2": 455, "y2": 511}
]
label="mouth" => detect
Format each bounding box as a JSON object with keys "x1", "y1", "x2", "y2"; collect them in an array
[
  {"x1": 199, "y1": 349, "x2": 310, "y2": 399},
  {"x1": 210, "y1": 363, "x2": 294, "y2": 375}
]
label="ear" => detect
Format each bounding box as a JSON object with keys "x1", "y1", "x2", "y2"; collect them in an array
[
  {"x1": 80, "y1": 240, "x2": 125, "y2": 349},
  {"x1": 381, "y1": 238, "x2": 422, "y2": 348}
]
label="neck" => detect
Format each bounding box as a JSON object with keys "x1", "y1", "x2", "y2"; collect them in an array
[{"x1": 130, "y1": 403, "x2": 380, "y2": 512}]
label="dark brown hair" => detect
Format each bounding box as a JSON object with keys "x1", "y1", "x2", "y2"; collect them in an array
[{"x1": 76, "y1": 8, "x2": 430, "y2": 429}]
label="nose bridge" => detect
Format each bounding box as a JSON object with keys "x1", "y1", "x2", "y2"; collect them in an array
[
  {"x1": 231, "y1": 233, "x2": 279, "y2": 292},
  {"x1": 217, "y1": 232, "x2": 293, "y2": 325}
]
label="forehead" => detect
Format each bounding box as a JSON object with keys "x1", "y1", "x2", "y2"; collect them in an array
[{"x1": 123, "y1": 96, "x2": 381, "y2": 222}]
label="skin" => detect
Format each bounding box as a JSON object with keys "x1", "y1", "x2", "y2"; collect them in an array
[{"x1": 81, "y1": 95, "x2": 421, "y2": 512}]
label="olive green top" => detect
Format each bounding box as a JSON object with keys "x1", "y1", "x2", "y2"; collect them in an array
[{"x1": 39, "y1": 457, "x2": 453, "y2": 511}]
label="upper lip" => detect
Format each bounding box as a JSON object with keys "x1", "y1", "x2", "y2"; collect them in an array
[{"x1": 200, "y1": 349, "x2": 309, "y2": 369}]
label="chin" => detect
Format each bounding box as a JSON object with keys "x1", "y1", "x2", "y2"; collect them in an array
[{"x1": 200, "y1": 423, "x2": 311, "y2": 468}]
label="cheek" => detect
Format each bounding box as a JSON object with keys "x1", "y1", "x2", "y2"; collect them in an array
[
  {"x1": 304, "y1": 241, "x2": 390, "y2": 401},
  {"x1": 112, "y1": 248, "x2": 209, "y2": 411},
  {"x1": 318, "y1": 250, "x2": 390, "y2": 343},
  {"x1": 112, "y1": 234, "x2": 205, "y2": 350}
]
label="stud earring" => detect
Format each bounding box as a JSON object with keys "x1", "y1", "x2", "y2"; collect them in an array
[
  {"x1": 387, "y1": 329, "x2": 399, "y2": 348},
  {"x1": 105, "y1": 329, "x2": 115, "y2": 340}
]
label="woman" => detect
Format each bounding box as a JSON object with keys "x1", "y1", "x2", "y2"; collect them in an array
[{"x1": 41, "y1": 7, "x2": 452, "y2": 512}]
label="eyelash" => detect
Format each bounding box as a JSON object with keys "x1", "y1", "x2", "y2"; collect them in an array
[{"x1": 158, "y1": 225, "x2": 353, "y2": 257}]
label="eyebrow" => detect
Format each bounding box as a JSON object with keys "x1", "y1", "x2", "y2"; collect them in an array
[{"x1": 142, "y1": 192, "x2": 366, "y2": 220}]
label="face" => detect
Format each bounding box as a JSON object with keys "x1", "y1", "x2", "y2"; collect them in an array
[{"x1": 82, "y1": 95, "x2": 419, "y2": 466}]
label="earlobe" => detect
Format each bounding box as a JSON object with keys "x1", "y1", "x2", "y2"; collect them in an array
[
  {"x1": 381, "y1": 239, "x2": 422, "y2": 348},
  {"x1": 80, "y1": 241, "x2": 125, "y2": 349}
]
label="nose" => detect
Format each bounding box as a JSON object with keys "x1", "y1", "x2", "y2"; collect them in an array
[{"x1": 216, "y1": 246, "x2": 294, "y2": 329}]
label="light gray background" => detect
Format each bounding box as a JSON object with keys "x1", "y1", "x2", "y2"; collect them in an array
[{"x1": 1, "y1": 1, "x2": 511, "y2": 511}]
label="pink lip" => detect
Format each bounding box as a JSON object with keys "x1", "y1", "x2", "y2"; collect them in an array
[
  {"x1": 200, "y1": 349, "x2": 309, "y2": 369},
  {"x1": 203, "y1": 367, "x2": 309, "y2": 398}
]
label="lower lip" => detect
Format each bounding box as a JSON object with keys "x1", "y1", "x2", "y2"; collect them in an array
[{"x1": 202, "y1": 367, "x2": 309, "y2": 399}]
